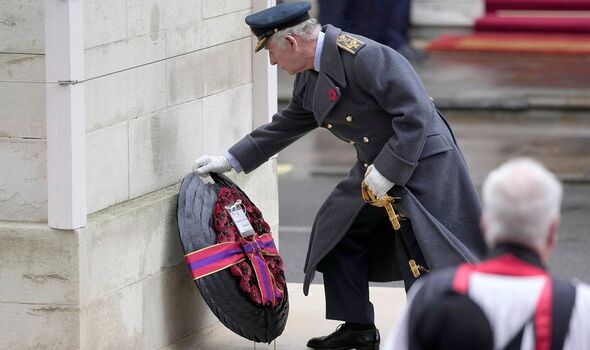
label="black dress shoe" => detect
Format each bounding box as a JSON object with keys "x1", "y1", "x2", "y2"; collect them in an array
[{"x1": 306, "y1": 324, "x2": 380, "y2": 350}]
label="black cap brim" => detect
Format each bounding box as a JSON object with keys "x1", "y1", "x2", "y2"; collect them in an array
[{"x1": 245, "y1": 1, "x2": 311, "y2": 53}]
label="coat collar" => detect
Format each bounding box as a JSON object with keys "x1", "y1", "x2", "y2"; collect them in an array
[
  {"x1": 489, "y1": 243, "x2": 546, "y2": 270},
  {"x1": 318, "y1": 25, "x2": 347, "y2": 88}
]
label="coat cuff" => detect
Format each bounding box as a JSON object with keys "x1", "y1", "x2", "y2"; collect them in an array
[
  {"x1": 228, "y1": 135, "x2": 267, "y2": 174},
  {"x1": 373, "y1": 145, "x2": 417, "y2": 186}
]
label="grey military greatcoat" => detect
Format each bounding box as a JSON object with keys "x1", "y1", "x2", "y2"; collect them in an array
[{"x1": 229, "y1": 25, "x2": 487, "y2": 295}]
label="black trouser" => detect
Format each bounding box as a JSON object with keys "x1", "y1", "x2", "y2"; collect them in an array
[{"x1": 319, "y1": 203, "x2": 427, "y2": 324}]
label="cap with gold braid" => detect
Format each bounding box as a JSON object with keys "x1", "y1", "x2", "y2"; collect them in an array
[{"x1": 245, "y1": 1, "x2": 312, "y2": 52}]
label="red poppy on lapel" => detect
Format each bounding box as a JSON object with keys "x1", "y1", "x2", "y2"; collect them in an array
[{"x1": 328, "y1": 87, "x2": 337, "y2": 101}]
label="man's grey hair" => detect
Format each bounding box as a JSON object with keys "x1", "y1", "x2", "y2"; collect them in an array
[
  {"x1": 268, "y1": 18, "x2": 321, "y2": 48},
  {"x1": 482, "y1": 158, "x2": 563, "y2": 250}
]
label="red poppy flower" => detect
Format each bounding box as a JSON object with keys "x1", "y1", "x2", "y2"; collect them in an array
[
  {"x1": 249, "y1": 286, "x2": 262, "y2": 304},
  {"x1": 230, "y1": 265, "x2": 242, "y2": 277},
  {"x1": 267, "y1": 259, "x2": 276, "y2": 269},
  {"x1": 240, "y1": 261, "x2": 252, "y2": 276},
  {"x1": 218, "y1": 234, "x2": 233, "y2": 243},
  {"x1": 210, "y1": 185, "x2": 287, "y2": 306},
  {"x1": 329, "y1": 87, "x2": 337, "y2": 101},
  {"x1": 239, "y1": 278, "x2": 251, "y2": 293}
]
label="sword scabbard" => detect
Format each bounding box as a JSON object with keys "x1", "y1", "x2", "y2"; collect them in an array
[
  {"x1": 384, "y1": 203, "x2": 401, "y2": 231},
  {"x1": 362, "y1": 180, "x2": 427, "y2": 279},
  {"x1": 409, "y1": 259, "x2": 421, "y2": 278}
]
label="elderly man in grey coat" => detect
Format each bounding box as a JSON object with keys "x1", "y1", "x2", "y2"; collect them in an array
[{"x1": 193, "y1": 2, "x2": 487, "y2": 349}]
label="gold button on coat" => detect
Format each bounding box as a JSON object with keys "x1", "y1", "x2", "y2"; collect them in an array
[
  {"x1": 363, "y1": 163, "x2": 368, "y2": 168},
  {"x1": 326, "y1": 124, "x2": 333, "y2": 129},
  {"x1": 363, "y1": 137, "x2": 370, "y2": 143},
  {"x1": 349, "y1": 141, "x2": 355, "y2": 145},
  {"x1": 346, "y1": 116, "x2": 353, "y2": 122}
]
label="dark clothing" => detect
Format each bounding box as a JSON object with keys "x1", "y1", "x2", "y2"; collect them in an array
[
  {"x1": 229, "y1": 25, "x2": 487, "y2": 297},
  {"x1": 318, "y1": 204, "x2": 427, "y2": 323},
  {"x1": 489, "y1": 243, "x2": 546, "y2": 269},
  {"x1": 413, "y1": 293, "x2": 494, "y2": 350},
  {"x1": 399, "y1": 245, "x2": 577, "y2": 350},
  {"x1": 318, "y1": 0, "x2": 411, "y2": 49}
]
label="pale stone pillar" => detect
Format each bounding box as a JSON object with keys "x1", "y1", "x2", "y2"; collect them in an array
[
  {"x1": 250, "y1": 0, "x2": 280, "y2": 248},
  {"x1": 252, "y1": 0, "x2": 278, "y2": 127},
  {"x1": 45, "y1": 0, "x2": 86, "y2": 229}
]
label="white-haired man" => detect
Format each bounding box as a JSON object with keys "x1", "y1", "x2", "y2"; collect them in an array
[
  {"x1": 386, "y1": 158, "x2": 590, "y2": 350},
  {"x1": 194, "y1": 2, "x2": 487, "y2": 348}
]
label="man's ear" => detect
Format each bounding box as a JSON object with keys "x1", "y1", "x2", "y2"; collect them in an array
[
  {"x1": 536, "y1": 215, "x2": 559, "y2": 263},
  {"x1": 285, "y1": 34, "x2": 298, "y2": 50},
  {"x1": 546, "y1": 215, "x2": 559, "y2": 251}
]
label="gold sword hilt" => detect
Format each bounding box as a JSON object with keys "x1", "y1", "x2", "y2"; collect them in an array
[{"x1": 361, "y1": 180, "x2": 401, "y2": 231}]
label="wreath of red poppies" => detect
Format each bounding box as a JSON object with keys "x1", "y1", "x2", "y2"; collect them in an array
[{"x1": 213, "y1": 186, "x2": 286, "y2": 305}]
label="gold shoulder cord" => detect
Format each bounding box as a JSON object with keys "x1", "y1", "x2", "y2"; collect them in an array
[{"x1": 361, "y1": 181, "x2": 428, "y2": 278}]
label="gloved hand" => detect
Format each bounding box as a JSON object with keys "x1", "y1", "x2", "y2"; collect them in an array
[
  {"x1": 364, "y1": 164, "x2": 394, "y2": 197},
  {"x1": 193, "y1": 155, "x2": 232, "y2": 176}
]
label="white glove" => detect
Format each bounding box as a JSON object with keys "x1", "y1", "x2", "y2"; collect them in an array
[
  {"x1": 193, "y1": 155, "x2": 232, "y2": 176},
  {"x1": 364, "y1": 164, "x2": 394, "y2": 197}
]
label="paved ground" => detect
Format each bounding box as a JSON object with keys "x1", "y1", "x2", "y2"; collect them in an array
[{"x1": 167, "y1": 284, "x2": 406, "y2": 350}]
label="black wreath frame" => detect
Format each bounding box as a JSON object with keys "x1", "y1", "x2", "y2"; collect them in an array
[{"x1": 177, "y1": 172, "x2": 289, "y2": 343}]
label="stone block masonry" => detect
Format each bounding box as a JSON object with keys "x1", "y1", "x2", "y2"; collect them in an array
[{"x1": 1, "y1": 0, "x2": 280, "y2": 348}]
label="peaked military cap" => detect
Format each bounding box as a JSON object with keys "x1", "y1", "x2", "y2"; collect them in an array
[{"x1": 245, "y1": 1, "x2": 312, "y2": 52}]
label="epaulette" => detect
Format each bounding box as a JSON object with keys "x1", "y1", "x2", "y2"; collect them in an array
[{"x1": 336, "y1": 33, "x2": 366, "y2": 55}]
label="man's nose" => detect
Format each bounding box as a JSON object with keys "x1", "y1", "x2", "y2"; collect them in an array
[{"x1": 269, "y1": 54, "x2": 277, "y2": 66}]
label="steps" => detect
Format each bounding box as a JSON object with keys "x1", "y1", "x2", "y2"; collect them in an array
[
  {"x1": 427, "y1": 32, "x2": 590, "y2": 55},
  {"x1": 426, "y1": 0, "x2": 590, "y2": 55},
  {"x1": 475, "y1": 15, "x2": 590, "y2": 33},
  {"x1": 476, "y1": 0, "x2": 590, "y2": 33},
  {"x1": 485, "y1": 0, "x2": 590, "y2": 12}
]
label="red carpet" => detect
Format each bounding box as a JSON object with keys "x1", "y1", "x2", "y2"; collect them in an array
[
  {"x1": 486, "y1": 0, "x2": 590, "y2": 12},
  {"x1": 427, "y1": 0, "x2": 590, "y2": 55},
  {"x1": 427, "y1": 33, "x2": 590, "y2": 55},
  {"x1": 478, "y1": 0, "x2": 590, "y2": 33},
  {"x1": 475, "y1": 15, "x2": 590, "y2": 33}
]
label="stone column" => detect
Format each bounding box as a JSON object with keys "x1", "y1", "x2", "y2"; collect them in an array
[
  {"x1": 252, "y1": 0, "x2": 278, "y2": 127},
  {"x1": 45, "y1": 0, "x2": 86, "y2": 229}
]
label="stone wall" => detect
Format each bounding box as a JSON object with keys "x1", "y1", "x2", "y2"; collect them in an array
[
  {"x1": 0, "y1": 0, "x2": 46, "y2": 222},
  {"x1": 0, "y1": 0, "x2": 280, "y2": 348},
  {"x1": 84, "y1": 0, "x2": 253, "y2": 214}
]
